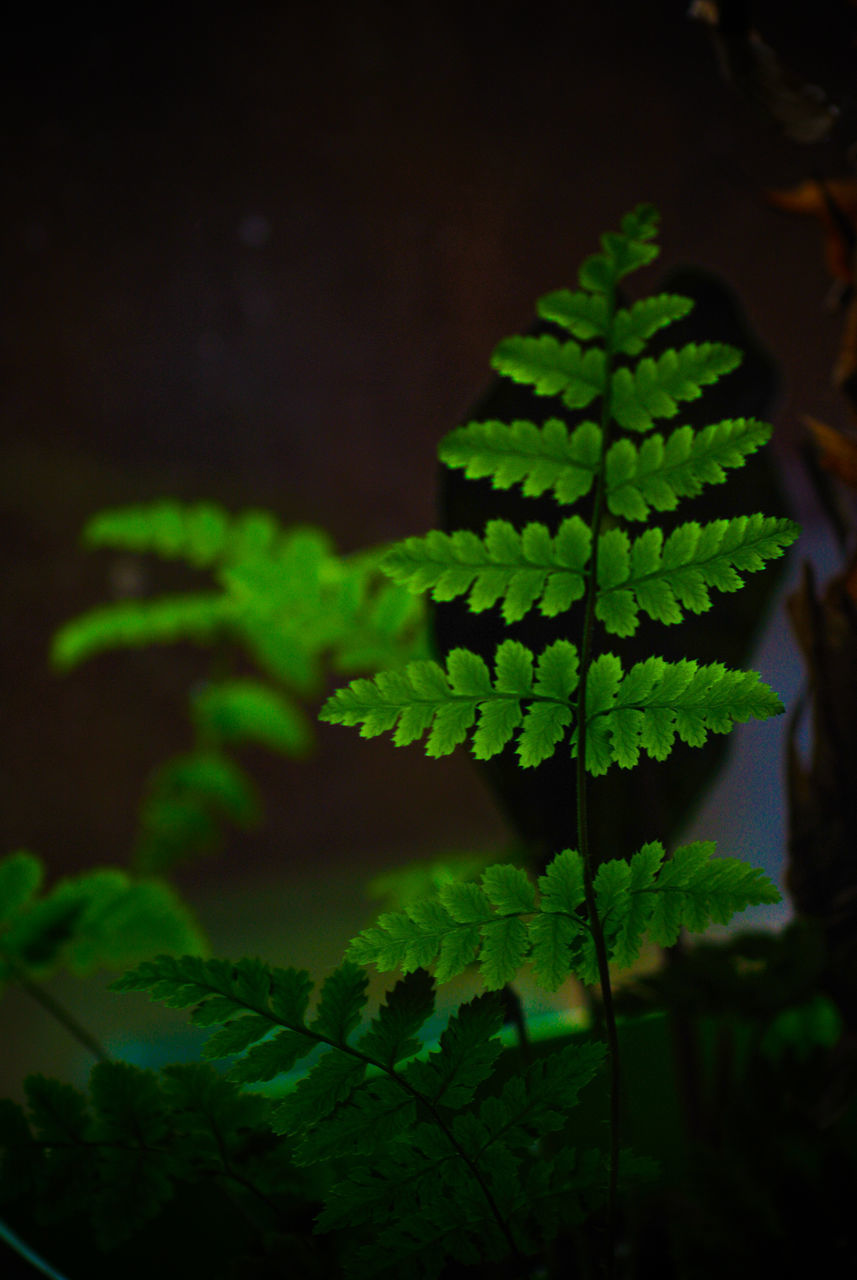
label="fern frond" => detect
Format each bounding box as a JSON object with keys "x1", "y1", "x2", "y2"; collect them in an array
[
  {"x1": 605, "y1": 417, "x2": 772, "y2": 520},
  {"x1": 191, "y1": 679, "x2": 313, "y2": 756},
  {"x1": 595, "y1": 514, "x2": 799, "y2": 636},
  {"x1": 318, "y1": 1040, "x2": 607, "y2": 1276},
  {"x1": 438, "y1": 417, "x2": 601, "y2": 503},
  {"x1": 133, "y1": 750, "x2": 261, "y2": 873},
  {"x1": 83, "y1": 501, "x2": 281, "y2": 566},
  {"x1": 109, "y1": 951, "x2": 611, "y2": 1275},
  {"x1": 382, "y1": 517, "x2": 591, "y2": 622},
  {"x1": 58, "y1": 507, "x2": 427, "y2": 694},
  {"x1": 439, "y1": 415, "x2": 771, "y2": 518},
  {"x1": 612, "y1": 295, "x2": 695, "y2": 354},
  {"x1": 50, "y1": 595, "x2": 229, "y2": 671},
  {"x1": 491, "y1": 335, "x2": 605, "y2": 410},
  {"x1": 610, "y1": 342, "x2": 741, "y2": 432},
  {"x1": 113, "y1": 953, "x2": 318, "y2": 1072},
  {"x1": 0, "y1": 852, "x2": 43, "y2": 925},
  {"x1": 578, "y1": 653, "x2": 783, "y2": 775},
  {"x1": 112, "y1": 957, "x2": 441, "y2": 1141},
  {"x1": 349, "y1": 865, "x2": 535, "y2": 988},
  {"x1": 0, "y1": 852, "x2": 206, "y2": 987},
  {"x1": 0, "y1": 1061, "x2": 293, "y2": 1250},
  {"x1": 322, "y1": 641, "x2": 781, "y2": 775},
  {"x1": 349, "y1": 842, "x2": 779, "y2": 992}
]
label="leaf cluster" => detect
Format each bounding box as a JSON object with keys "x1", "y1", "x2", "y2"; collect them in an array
[
  {"x1": 322, "y1": 203, "x2": 798, "y2": 780},
  {"x1": 0, "y1": 850, "x2": 205, "y2": 989},
  {"x1": 0, "y1": 207, "x2": 800, "y2": 1280},
  {"x1": 49, "y1": 505, "x2": 428, "y2": 874},
  {"x1": 0, "y1": 1060, "x2": 295, "y2": 1251},
  {"x1": 52, "y1": 507, "x2": 425, "y2": 687},
  {"x1": 106, "y1": 954, "x2": 613, "y2": 1275}
]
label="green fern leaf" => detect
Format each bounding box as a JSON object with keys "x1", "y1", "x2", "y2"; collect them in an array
[
  {"x1": 383, "y1": 517, "x2": 591, "y2": 622},
  {"x1": 133, "y1": 749, "x2": 261, "y2": 874},
  {"x1": 349, "y1": 863, "x2": 537, "y2": 989},
  {"x1": 382, "y1": 510, "x2": 794, "y2": 638},
  {"x1": 311, "y1": 962, "x2": 370, "y2": 1041},
  {"x1": 290, "y1": 1077, "x2": 416, "y2": 1165},
  {"x1": 611, "y1": 342, "x2": 741, "y2": 432},
  {"x1": 2, "y1": 1059, "x2": 293, "y2": 1254},
  {"x1": 321, "y1": 639, "x2": 579, "y2": 768},
  {"x1": 357, "y1": 968, "x2": 436, "y2": 1068},
  {"x1": 491, "y1": 335, "x2": 605, "y2": 412},
  {"x1": 50, "y1": 595, "x2": 228, "y2": 671},
  {"x1": 272, "y1": 1052, "x2": 370, "y2": 1138},
  {"x1": 20, "y1": 1074, "x2": 97, "y2": 1220},
  {"x1": 574, "y1": 653, "x2": 784, "y2": 775},
  {"x1": 601, "y1": 841, "x2": 663, "y2": 968},
  {"x1": 438, "y1": 418, "x2": 601, "y2": 503},
  {"x1": 82, "y1": 501, "x2": 285, "y2": 567},
  {"x1": 529, "y1": 849, "x2": 589, "y2": 990},
  {"x1": 25, "y1": 1074, "x2": 90, "y2": 1146},
  {"x1": 595, "y1": 514, "x2": 799, "y2": 636},
  {"x1": 578, "y1": 204, "x2": 660, "y2": 291},
  {"x1": 281, "y1": 995, "x2": 505, "y2": 1170},
  {"x1": 605, "y1": 417, "x2": 772, "y2": 521},
  {"x1": 612, "y1": 294, "x2": 695, "y2": 354},
  {"x1": 318, "y1": 1037, "x2": 607, "y2": 1274},
  {"x1": 348, "y1": 841, "x2": 778, "y2": 994},
  {"x1": 0, "y1": 858, "x2": 206, "y2": 986},
  {"x1": 536, "y1": 288, "x2": 610, "y2": 341},
  {"x1": 84, "y1": 501, "x2": 231, "y2": 566},
  {"x1": 85, "y1": 1061, "x2": 176, "y2": 1246},
  {"x1": 402, "y1": 992, "x2": 505, "y2": 1109},
  {"x1": 538, "y1": 289, "x2": 694, "y2": 357},
  {"x1": 645, "y1": 840, "x2": 780, "y2": 944},
  {"x1": 273, "y1": 970, "x2": 435, "y2": 1139},
  {"x1": 478, "y1": 1039, "x2": 606, "y2": 1147},
  {"x1": 115, "y1": 953, "x2": 307, "y2": 1030},
  {"x1": 191, "y1": 678, "x2": 312, "y2": 755}
]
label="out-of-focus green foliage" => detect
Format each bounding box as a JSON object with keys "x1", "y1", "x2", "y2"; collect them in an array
[{"x1": 51, "y1": 510, "x2": 427, "y2": 873}]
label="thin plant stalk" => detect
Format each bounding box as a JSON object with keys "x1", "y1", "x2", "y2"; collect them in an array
[{"x1": 574, "y1": 277, "x2": 622, "y2": 1278}]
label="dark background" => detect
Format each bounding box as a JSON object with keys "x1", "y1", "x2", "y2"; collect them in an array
[{"x1": 3, "y1": 0, "x2": 856, "y2": 1086}]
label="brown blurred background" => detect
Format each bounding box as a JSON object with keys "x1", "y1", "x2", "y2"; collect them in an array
[{"x1": 3, "y1": 0, "x2": 856, "y2": 1092}]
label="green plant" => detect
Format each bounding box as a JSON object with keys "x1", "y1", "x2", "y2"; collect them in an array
[
  {"x1": 318, "y1": 202, "x2": 795, "y2": 1269},
  {"x1": 51, "y1": 507, "x2": 426, "y2": 873},
  {"x1": 0, "y1": 206, "x2": 804, "y2": 1280}
]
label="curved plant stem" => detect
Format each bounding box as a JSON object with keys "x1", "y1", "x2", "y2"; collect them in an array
[
  {"x1": 3, "y1": 953, "x2": 110, "y2": 1063},
  {"x1": 574, "y1": 280, "x2": 621, "y2": 1279}
]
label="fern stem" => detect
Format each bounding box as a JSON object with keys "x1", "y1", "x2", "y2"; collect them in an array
[
  {"x1": 573, "y1": 281, "x2": 622, "y2": 1278},
  {"x1": 356, "y1": 1071, "x2": 523, "y2": 1262},
  {"x1": 4, "y1": 954, "x2": 111, "y2": 1063}
]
